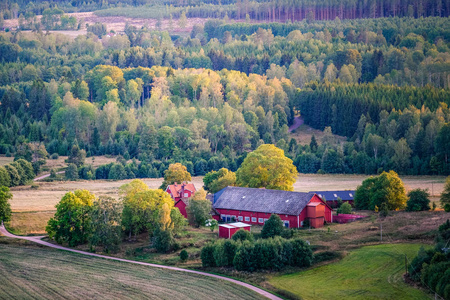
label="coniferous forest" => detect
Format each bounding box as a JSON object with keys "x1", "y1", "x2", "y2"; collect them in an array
[{"x1": 0, "y1": 0, "x2": 450, "y2": 190}]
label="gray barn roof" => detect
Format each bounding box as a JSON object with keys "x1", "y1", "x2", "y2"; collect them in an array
[{"x1": 213, "y1": 186, "x2": 315, "y2": 216}]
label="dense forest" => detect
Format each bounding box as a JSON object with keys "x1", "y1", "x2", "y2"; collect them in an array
[
  {"x1": 0, "y1": 6, "x2": 450, "y2": 179},
  {"x1": 2, "y1": 0, "x2": 450, "y2": 21}
]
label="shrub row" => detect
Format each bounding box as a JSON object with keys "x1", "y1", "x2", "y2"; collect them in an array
[{"x1": 201, "y1": 236, "x2": 312, "y2": 272}]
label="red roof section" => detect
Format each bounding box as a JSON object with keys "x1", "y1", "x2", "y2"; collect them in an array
[{"x1": 167, "y1": 182, "x2": 196, "y2": 198}]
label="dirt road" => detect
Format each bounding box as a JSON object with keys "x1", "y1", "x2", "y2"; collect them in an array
[
  {"x1": 289, "y1": 116, "x2": 304, "y2": 132},
  {"x1": 34, "y1": 171, "x2": 65, "y2": 181},
  {"x1": 0, "y1": 224, "x2": 281, "y2": 300}
]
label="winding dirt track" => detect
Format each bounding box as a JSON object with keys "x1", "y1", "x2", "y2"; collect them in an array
[{"x1": 0, "y1": 224, "x2": 281, "y2": 300}]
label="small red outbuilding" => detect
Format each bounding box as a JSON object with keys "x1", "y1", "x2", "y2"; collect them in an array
[{"x1": 218, "y1": 222, "x2": 251, "y2": 239}]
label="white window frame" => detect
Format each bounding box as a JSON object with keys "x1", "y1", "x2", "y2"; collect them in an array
[
  {"x1": 244, "y1": 216, "x2": 250, "y2": 222},
  {"x1": 283, "y1": 221, "x2": 289, "y2": 228},
  {"x1": 251, "y1": 217, "x2": 257, "y2": 222},
  {"x1": 258, "y1": 218, "x2": 264, "y2": 223},
  {"x1": 184, "y1": 192, "x2": 189, "y2": 197},
  {"x1": 238, "y1": 216, "x2": 243, "y2": 221}
]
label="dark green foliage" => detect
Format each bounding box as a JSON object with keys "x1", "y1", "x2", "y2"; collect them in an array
[
  {"x1": 0, "y1": 186, "x2": 12, "y2": 222},
  {"x1": 187, "y1": 199, "x2": 212, "y2": 228},
  {"x1": 0, "y1": 167, "x2": 11, "y2": 187},
  {"x1": 232, "y1": 229, "x2": 254, "y2": 242},
  {"x1": 65, "y1": 163, "x2": 79, "y2": 180},
  {"x1": 88, "y1": 196, "x2": 122, "y2": 253},
  {"x1": 4, "y1": 165, "x2": 20, "y2": 187},
  {"x1": 153, "y1": 227, "x2": 175, "y2": 253},
  {"x1": 200, "y1": 242, "x2": 216, "y2": 267},
  {"x1": 231, "y1": 237, "x2": 312, "y2": 272},
  {"x1": 261, "y1": 214, "x2": 284, "y2": 239},
  {"x1": 68, "y1": 144, "x2": 86, "y2": 167},
  {"x1": 87, "y1": 22, "x2": 107, "y2": 38},
  {"x1": 406, "y1": 189, "x2": 430, "y2": 211},
  {"x1": 180, "y1": 249, "x2": 188, "y2": 262},
  {"x1": 441, "y1": 177, "x2": 450, "y2": 209},
  {"x1": 409, "y1": 220, "x2": 450, "y2": 299}
]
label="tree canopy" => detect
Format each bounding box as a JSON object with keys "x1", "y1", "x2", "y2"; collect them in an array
[
  {"x1": 160, "y1": 163, "x2": 192, "y2": 190},
  {"x1": 354, "y1": 171, "x2": 407, "y2": 211},
  {"x1": 236, "y1": 144, "x2": 297, "y2": 191},
  {"x1": 46, "y1": 190, "x2": 95, "y2": 246}
]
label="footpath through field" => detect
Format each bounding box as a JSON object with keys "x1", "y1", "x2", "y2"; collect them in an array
[{"x1": 0, "y1": 223, "x2": 281, "y2": 300}]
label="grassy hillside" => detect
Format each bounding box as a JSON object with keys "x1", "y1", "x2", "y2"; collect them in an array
[
  {"x1": 269, "y1": 244, "x2": 429, "y2": 300},
  {"x1": 0, "y1": 240, "x2": 265, "y2": 300}
]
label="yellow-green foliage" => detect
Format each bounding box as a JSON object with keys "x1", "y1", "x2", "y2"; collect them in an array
[{"x1": 236, "y1": 144, "x2": 298, "y2": 191}]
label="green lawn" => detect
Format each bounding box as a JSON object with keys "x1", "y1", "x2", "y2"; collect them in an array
[
  {"x1": 0, "y1": 240, "x2": 265, "y2": 300},
  {"x1": 270, "y1": 244, "x2": 429, "y2": 300}
]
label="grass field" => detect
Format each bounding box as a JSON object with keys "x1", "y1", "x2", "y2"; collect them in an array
[
  {"x1": 0, "y1": 156, "x2": 14, "y2": 166},
  {"x1": 269, "y1": 244, "x2": 430, "y2": 300},
  {"x1": 0, "y1": 239, "x2": 265, "y2": 300}
]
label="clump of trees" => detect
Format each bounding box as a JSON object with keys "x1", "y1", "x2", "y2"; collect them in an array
[
  {"x1": 408, "y1": 220, "x2": 450, "y2": 299},
  {"x1": 0, "y1": 159, "x2": 35, "y2": 187},
  {"x1": 337, "y1": 202, "x2": 353, "y2": 215},
  {"x1": 354, "y1": 171, "x2": 407, "y2": 211},
  {"x1": 46, "y1": 179, "x2": 186, "y2": 253},
  {"x1": 201, "y1": 236, "x2": 312, "y2": 271},
  {"x1": 203, "y1": 168, "x2": 236, "y2": 193}
]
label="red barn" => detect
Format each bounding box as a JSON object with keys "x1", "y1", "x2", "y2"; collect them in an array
[
  {"x1": 165, "y1": 182, "x2": 196, "y2": 218},
  {"x1": 218, "y1": 222, "x2": 252, "y2": 239},
  {"x1": 213, "y1": 187, "x2": 332, "y2": 228}
]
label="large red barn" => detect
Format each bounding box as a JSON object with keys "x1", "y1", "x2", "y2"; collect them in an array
[
  {"x1": 165, "y1": 182, "x2": 196, "y2": 218},
  {"x1": 213, "y1": 187, "x2": 332, "y2": 228}
]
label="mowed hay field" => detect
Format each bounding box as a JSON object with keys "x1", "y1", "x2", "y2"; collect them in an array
[
  {"x1": 8, "y1": 174, "x2": 446, "y2": 235},
  {"x1": 0, "y1": 240, "x2": 264, "y2": 300},
  {"x1": 269, "y1": 244, "x2": 429, "y2": 300}
]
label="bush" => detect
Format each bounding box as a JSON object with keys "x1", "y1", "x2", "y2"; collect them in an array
[
  {"x1": 201, "y1": 242, "x2": 216, "y2": 267},
  {"x1": 153, "y1": 227, "x2": 175, "y2": 253},
  {"x1": 232, "y1": 229, "x2": 254, "y2": 242},
  {"x1": 180, "y1": 249, "x2": 189, "y2": 262},
  {"x1": 406, "y1": 188, "x2": 430, "y2": 211},
  {"x1": 261, "y1": 214, "x2": 284, "y2": 238},
  {"x1": 337, "y1": 202, "x2": 352, "y2": 214},
  {"x1": 50, "y1": 153, "x2": 59, "y2": 159},
  {"x1": 65, "y1": 163, "x2": 79, "y2": 180}
]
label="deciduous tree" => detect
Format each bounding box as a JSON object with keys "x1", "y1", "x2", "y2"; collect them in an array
[
  {"x1": 46, "y1": 190, "x2": 95, "y2": 246},
  {"x1": 236, "y1": 144, "x2": 297, "y2": 191},
  {"x1": 160, "y1": 163, "x2": 191, "y2": 190}
]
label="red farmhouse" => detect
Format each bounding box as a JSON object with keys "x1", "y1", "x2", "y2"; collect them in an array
[
  {"x1": 218, "y1": 222, "x2": 252, "y2": 239},
  {"x1": 166, "y1": 182, "x2": 196, "y2": 218},
  {"x1": 213, "y1": 187, "x2": 332, "y2": 228}
]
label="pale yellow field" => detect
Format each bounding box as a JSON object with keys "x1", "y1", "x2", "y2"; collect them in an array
[
  {"x1": 10, "y1": 174, "x2": 445, "y2": 213},
  {"x1": 0, "y1": 156, "x2": 14, "y2": 166},
  {"x1": 44, "y1": 155, "x2": 129, "y2": 170},
  {"x1": 10, "y1": 176, "x2": 204, "y2": 212}
]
